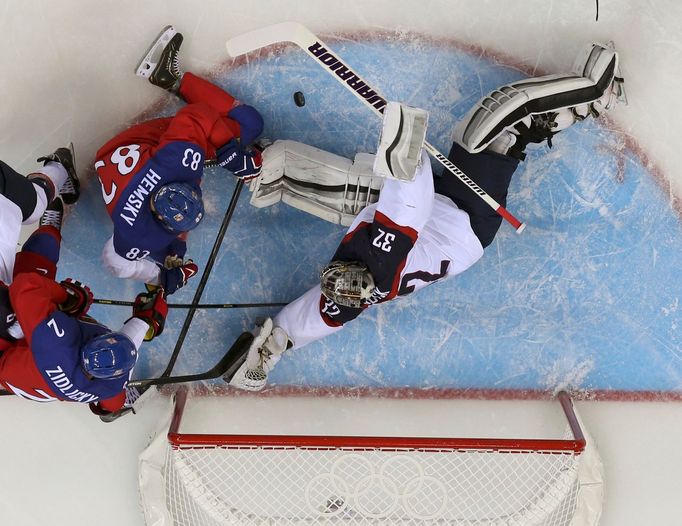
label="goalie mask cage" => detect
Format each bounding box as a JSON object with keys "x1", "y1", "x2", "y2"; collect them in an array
[{"x1": 139, "y1": 389, "x2": 603, "y2": 526}]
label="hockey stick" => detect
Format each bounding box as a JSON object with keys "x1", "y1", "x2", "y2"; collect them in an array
[
  {"x1": 226, "y1": 22, "x2": 526, "y2": 233},
  {"x1": 0, "y1": 333, "x2": 254, "y2": 399},
  {"x1": 128, "y1": 332, "x2": 253, "y2": 389},
  {"x1": 93, "y1": 298, "x2": 287, "y2": 309},
  {"x1": 96, "y1": 332, "x2": 253, "y2": 422},
  {"x1": 159, "y1": 180, "x2": 245, "y2": 379}
]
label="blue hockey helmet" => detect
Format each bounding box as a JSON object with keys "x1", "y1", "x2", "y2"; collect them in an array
[
  {"x1": 152, "y1": 182, "x2": 204, "y2": 233},
  {"x1": 81, "y1": 332, "x2": 138, "y2": 380}
]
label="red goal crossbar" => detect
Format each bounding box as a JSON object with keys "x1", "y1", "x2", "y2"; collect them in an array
[{"x1": 168, "y1": 389, "x2": 585, "y2": 453}]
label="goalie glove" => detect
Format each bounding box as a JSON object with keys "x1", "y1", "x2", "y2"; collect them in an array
[
  {"x1": 216, "y1": 139, "x2": 263, "y2": 182},
  {"x1": 131, "y1": 288, "x2": 168, "y2": 341},
  {"x1": 58, "y1": 278, "x2": 94, "y2": 317},
  {"x1": 157, "y1": 260, "x2": 198, "y2": 295},
  {"x1": 228, "y1": 318, "x2": 292, "y2": 391}
]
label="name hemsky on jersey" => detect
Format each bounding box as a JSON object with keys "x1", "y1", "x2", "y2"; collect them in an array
[{"x1": 118, "y1": 168, "x2": 163, "y2": 226}]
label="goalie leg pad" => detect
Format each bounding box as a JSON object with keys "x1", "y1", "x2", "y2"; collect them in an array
[
  {"x1": 373, "y1": 101, "x2": 429, "y2": 182},
  {"x1": 454, "y1": 42, "x2": 625, "y2": 154},
  {"x1": 250, "y1": 140, "x2": 384, "y2": 226}
]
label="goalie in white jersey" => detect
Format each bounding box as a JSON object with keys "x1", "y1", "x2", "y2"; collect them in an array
[{"x1": 230, "y1": 42, "x2": 626, "y2": 391}]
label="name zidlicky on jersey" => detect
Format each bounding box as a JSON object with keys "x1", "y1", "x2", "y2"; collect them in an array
[
  {"x1": 45, "y1": 366, "x2": 99, "y2": 403},
  {"x1": 119, "y1": 168, "x2": 163, "y2": 226},
  {"x1": 307, "y1": 42, "x2": 387, "y2": 113}
]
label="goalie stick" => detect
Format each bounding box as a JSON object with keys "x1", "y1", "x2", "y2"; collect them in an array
[{"x1": 226, "y1": 22, "x2": 526, "y2": 233}]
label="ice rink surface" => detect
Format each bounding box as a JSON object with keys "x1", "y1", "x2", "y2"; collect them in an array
[
  {"x1": 57, "y1": 38, "x2": 682, "y2": 393},
  {"x1": 2, "y1": 1, "x2": 682, "y2": 525}
]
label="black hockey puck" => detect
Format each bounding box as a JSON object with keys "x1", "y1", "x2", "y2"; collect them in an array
[{"x1": 293, "y1": 91, "x2": 306, "y2": 107}]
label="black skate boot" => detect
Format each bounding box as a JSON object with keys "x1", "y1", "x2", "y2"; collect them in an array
[
  {"x1": 39, "y1": 197, "x2": 64, "y2": 231},
  {"x1": 135, "y1": 25, "x2": 184, "y2": 93},
  {"x1": 36, "y1": 143, "x2": 80, "y2": 205}
]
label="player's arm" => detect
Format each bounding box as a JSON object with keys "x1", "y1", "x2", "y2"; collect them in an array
[
  {"x1": 274, "y1": 285, "x2": 357, "y2": 350},
  {"x1": 90, "y1": 296, "x2": 167, "y2": 415},
  {"x1": 102, "y1": 235, "x2": 161, "y2": 283},
  {"x1": 374, "y1": 149, "x2": 434, "y2": 235}
]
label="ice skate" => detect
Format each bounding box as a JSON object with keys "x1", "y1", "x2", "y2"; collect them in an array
[
  {"x1": 39, "y1": 197, "x2": 64, "y2": 231},
  {"x1": 135, "y1": 25, "x2": 184, "y2": 93},
  {"x1": 36, "y1": 142, "x2": 80, "y2": 204},
  {"x1": 454, "y1": 42, "x2": 627, "y2": 159}
]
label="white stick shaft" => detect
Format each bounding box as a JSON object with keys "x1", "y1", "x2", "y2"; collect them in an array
[{"x1": 226, "y1": 22, "x2": 525, "y2": 233}]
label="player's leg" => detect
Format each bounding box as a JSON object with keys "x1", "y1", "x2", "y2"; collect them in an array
[
  {"x1": 135, "y1": 26, "x2": 264, "y2": 146},
  {"x1": 139, "y1": 28, "x2": 238, "y2": 113},
  {"x1": 0, "y1": 154, "x2": 72, "y2": 282},
  {"x1": 434, "y1": 146, "x2": 518, "y2": 248},
  {"x1": 453, "y1": 42, "x2": 626, "y2": 158},
  {"x1": 250, "y1": 139, "x2": 384, "y2": 226},
  {"x1": 440, "y1": 42, "x2": 626, "y2": 247},
  {"x1": 251, "y1": 102, "x2": 428, "y2": 226},
  {"x1": 34, "y1": 143, "x2": 79, "y2": 205},
  {"x1": 13, "y1": 199, "x2": 65, "y2": 280}
]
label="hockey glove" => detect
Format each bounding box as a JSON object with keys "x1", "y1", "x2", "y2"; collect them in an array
[
  {"x1": 216, "y1": 139, "x2": 262, "y2": 182},
  {"x1": 164, "y1": 254, "x2": 185, "y2": 269},
  {"x1": 132, "y1": 288, "x2": 168, "y2": 341},
  {"x1": 58, "y1": 278, "x2": 94, "y2": 317},
  {"x1": 158, "y1": 261, "x2": 198, "y2": 295},
  {"x1": 89, "y1": 401, "x2": 134, "y2": 423}
]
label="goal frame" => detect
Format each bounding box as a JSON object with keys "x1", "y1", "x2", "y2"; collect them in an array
[
  {"x1": 168, "y1": 388, "x2": 586, "y2": 453},
  {"x1": 140, "y1": 388, "x2": 602, "y2": 526}
]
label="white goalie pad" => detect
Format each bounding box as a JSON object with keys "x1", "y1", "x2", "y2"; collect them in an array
[
  {"x1": 373, "y1": 101, "x2": 429, "y2": 181},
  {"x1": 454, "y1": 42, "x2": 624, "y2": 153},
  {"x1": 249, "y1": 140, "x2": 384, "y2": 226}
]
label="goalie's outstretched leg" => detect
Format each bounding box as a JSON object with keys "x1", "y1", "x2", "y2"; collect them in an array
[{"x1": 454, "y1": 42, "x2": 627, "y2": 160}]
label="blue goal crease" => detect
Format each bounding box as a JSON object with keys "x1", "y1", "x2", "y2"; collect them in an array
[{"x1": 58, "y1": 38, "x2": 682, "y2": 394}]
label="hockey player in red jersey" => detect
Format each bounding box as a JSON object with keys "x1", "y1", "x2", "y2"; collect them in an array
[
  {"x1": 229, "y1": 42, "x2": 626, "y2": 391},
  {"x1": 0, "y1": 148, "x2": 168, "y2": 415},
  {"x1": 97, "y1": 26, "x2": 264, "y2": 294}
]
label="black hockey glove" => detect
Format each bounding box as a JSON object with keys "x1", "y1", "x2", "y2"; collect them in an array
[
  {"x1": 216, "y1": 139, "x2": 262, "y2": 182},
  {"x1": 58, "y1": 278, "x2": 94, "y2": 317},
  {"x1": 158, "y1": 261, "x2": 198, "y2": 295},
  {"x1": 132, "y1": 288, "x2": 168, "y2": 341}
]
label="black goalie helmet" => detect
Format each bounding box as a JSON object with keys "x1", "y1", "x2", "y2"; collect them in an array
[{"x1": 320, "y1": 260, "x2": 375, "y2": 308}]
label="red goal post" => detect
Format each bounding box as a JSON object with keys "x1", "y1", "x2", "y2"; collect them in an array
[{"x1": 139, "y1": 389, "x2": 603, "y2": 525}]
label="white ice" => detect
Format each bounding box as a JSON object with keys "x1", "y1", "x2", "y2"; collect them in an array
[{"x1": 1, "y1": 1, "x2": 682, "y2": 525}]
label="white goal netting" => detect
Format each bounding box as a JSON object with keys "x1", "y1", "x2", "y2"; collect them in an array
[{"x1": 139, "y1": 390, "x2": 603, "y2": 526}]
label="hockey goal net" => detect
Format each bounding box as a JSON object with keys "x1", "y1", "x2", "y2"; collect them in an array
[{"x1": 139, "y1": 389, "x2": 603, "y2": 525}]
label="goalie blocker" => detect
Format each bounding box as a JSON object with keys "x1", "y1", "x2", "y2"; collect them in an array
[{"x1": 249, "y1": 101, "x2": 427, "y2": 226}]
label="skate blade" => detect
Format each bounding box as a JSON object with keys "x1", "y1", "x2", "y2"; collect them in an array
[
  {"x1": 67, "y1": 142, "x2": 76, "y2": 173},
  {"x1": 135, "y1": 25, "x2": 177, "y2": 78}
]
